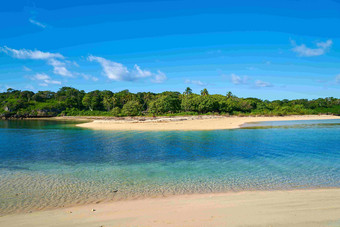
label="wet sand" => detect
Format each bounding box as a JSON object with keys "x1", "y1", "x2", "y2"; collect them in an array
[{"x1": 1, "y1": 189, "x2": 340, "y2": 227}]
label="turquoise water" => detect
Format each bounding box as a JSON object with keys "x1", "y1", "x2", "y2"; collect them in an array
[{"x1": 0, "y1": 119, "x2": 340, "y2": 215}]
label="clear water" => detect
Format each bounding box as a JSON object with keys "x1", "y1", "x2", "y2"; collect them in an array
[{"x1": 0, "y1": 119, "x2": 340, "y2": 215}]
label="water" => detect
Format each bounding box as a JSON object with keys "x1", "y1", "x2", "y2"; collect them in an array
[{"x1": 0, "y1": 119, "x2": 340, "y2": 215}]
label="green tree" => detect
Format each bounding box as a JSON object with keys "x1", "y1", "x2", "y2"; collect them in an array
[
  {"x1": 200, "y1": 88, "x2": 209, "y2": 96},
  {"x1": 82, "y1": 91, "x2": 102, "y2": 111},
  {"x1": 184, "y1": 87, "x2": 192, "y2": 95},
  {"x1": 149, "y1": 94, "x2": 181, "y2": 114},
  {"x1": 121, "y1": 100, "x2": 142, "y2": 116},
  {"x1": 111, "y1": 107, "x2": 121, "y2": 117}
]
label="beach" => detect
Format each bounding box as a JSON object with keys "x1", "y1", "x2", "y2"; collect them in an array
[
  {"x1": 76, "y1": 115, "x2": 340, "y2": 131},
  {"x1": 1, "y1": 189, "x2": 340, "y2": 227}
]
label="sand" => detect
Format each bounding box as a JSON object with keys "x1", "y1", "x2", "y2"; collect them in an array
[
  {"x1": 1, "y1": 189, "x2": 340, "y2": 227},
  {"x1": 76, "y1": 115, "x2": 340, "y2": 131}
]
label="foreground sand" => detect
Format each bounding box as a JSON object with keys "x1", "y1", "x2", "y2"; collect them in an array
[
  {"x1": 77, "y1": 115, "x2": 340, "y2": 131},
  {"x1": 1, "y1": 189, "x2": 340, "y2": 227}
]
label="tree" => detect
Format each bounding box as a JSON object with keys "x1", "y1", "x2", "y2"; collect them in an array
[
  {"x1": 226, "y1": 91, "x2": 233, "y2": 99},
  {"x1": 197, "y1": 95, "x2": 218, "y2": 113},
  {"x1": 32, "y1": 91, "x2": 55, "y2": 102},
  {"x1": 121, "y1": 100, "x2": 142, "y2": 116},
  {"x1": 82, "y1": 91, "x2": 102, "y2": 111},
  {"x1": 149, "y1": 94, "x2": 181, "y2": 114},
  {"x1": 20, "y1": 91, "x2": 34, "y2": 102},
  {"x1": 200, "y1": 88, "x2": 209, "y2": 96},
  {"x1": 56, "y1": 87, "x2": 85, "y2": 109},
  {"x1": 111, "y1": 107, "x2": 121, "y2": 117},
  {"x1": 184, "y1": 87, "x2": 192, "y2": 95}
]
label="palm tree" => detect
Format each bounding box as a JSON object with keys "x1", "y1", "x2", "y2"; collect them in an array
[
  {"x1": 200, "y1": 88, "x2": 209, "y2": 96},
  {"x1": 184, "y1": 87, "x2": 192, "y2": 95},
  {"x1": 226, "y1": 91, "x2": 233, "y2": 99}
]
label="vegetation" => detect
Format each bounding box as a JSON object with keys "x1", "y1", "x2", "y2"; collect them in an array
[{"x1": 0, "y1": 87, "x2": 339, "y2": 118}]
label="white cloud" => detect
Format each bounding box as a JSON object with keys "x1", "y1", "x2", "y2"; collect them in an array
[
  {"x1": 29, "y1": 18, "x2": 47, "y2": 28},
  {"x1": 34, "y1": 73, "x2": 49, "y2": 80},
  {"x1": 133, "y1": 64, "x2": 152, "y2": 78},
  {"x1": 185, "y1": 79, "x2": 207, "y2": 86},
  {"x1": 1, "y1": 46, "x2": 74, "y2": 77},
  {"x1": 336, "y1": 74, "x2": 340, "y2": 83},
  {"x1": 0, "y1": 46, "x2": 63, "y2": 60},
  {"x1": 292, "y1": 40, "x2": 333, "y2": 57},
  {"x1": 25, "y1": 84, "x2": 35, "y2": 90},
  {"x1": 255, "y1": 80, "x2": 273, "y2": 88},
  {"x1": 47, "y1": 59, "x2": 73, "y2": 77},
  {"x1": 88, "y1": 55, "x2": 167, "y2": 83},
  {"x1": 231, "y1": 73, "x2": 248, "y2": 85},
  {"x1": 88, "y1": 55, "x2": 130, "y2": 81},
  {"x1": 23, "y1": 66, "x2": 32, "y2": 72},
  {"x1": 152, "y1": 71, "x2": 167, "y2": 83},
  {"x1": 32, "y1": 73, "x2": 61, "y2": 86},
  {"x1": 77, "y1": 73, "x2": 99, "y2": 82}
]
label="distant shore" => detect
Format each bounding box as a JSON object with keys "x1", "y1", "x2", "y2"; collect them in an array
[
  {"x1": 1, "y1": 188, "x2": 340, "y2": 227},
  {"x1": 74, "y1": 114, "x2": 340, "y2": 131}
]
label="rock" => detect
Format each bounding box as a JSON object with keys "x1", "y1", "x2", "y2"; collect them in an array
[{"x1": 92, "y1": 209, "x2": 96, "y2": 212}]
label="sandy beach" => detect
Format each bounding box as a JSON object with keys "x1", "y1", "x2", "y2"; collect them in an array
[
  {"x1": 1, "y1": 188, "x2": 340, "y2": 227},
  {"x1": 76, "y1": 115, "x2": 340, "y2": 131}
]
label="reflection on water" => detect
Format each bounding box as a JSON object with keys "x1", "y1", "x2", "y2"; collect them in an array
[{"x1": 0, "y1": 119, "x2": 340, "y2": 215}]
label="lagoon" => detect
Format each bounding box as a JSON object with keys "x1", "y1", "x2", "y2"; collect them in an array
[{"x1": 0, "y1": 119, "x2": 340, "y2": 215}]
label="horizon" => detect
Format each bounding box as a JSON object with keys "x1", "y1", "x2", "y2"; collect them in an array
[{"x1": 1, "y1": 0, "x2": 340, "y2": 100}]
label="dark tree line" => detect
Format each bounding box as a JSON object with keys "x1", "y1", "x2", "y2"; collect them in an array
[{"x1": 0, "y1": 87, "x2": 339, "y2": 118}]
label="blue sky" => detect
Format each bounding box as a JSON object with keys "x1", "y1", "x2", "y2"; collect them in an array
[{"x1": 0, "y1": 0, "x2": 340, "y2": 100}]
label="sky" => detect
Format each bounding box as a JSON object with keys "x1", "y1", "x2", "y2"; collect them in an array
[{"x1": 0, "y1": 0, "x2": 340, "y2": 100}]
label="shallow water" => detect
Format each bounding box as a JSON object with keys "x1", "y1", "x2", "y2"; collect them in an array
[{"x1": 0, "y1": 119, "x2": 340, "y2": 215}]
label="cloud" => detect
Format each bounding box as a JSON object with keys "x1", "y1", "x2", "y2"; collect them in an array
[
  {"x1": 25, "y1": 85, "x2": 35, "y2": 90},
  {"x1": 76, "y1": 73, "x2": 99, "y2": 82},
  {"x1": 34, "y1": 73, "x2": 49, "y2": 80},
  {"x1": 292, "y1": 40, "x2": 333, "y2": 57},
  {"x1": 47, "y1": 59, "x2": 73, "y2": 77},
  {"x1": 88, "y1": 55, "x2": 130, "y2": 81},
  {"x1": 29, "y1": 18, "x2": 47, "y2": 28},
  {"x1": 151, "y1": 71, "x2": 167, "y2": 83},
  {"x1": 23, "y1": 66, "x2": 32, "y2": 72},
  {"x1": 1, "y1": 46, "x2": 73, "y2": 77},
  {"x1": 231, "y1": 73, "x2": 248, "y2": 85},
  {"x1": 32, "y1": 73, "x2": 61, "y2": 86},
  {"x1": 0, "y1": 46, "x2": 63, "y2": 60},
  {"x1": 88, "y1": 55, "x2": 167, "y2": 83},
  {"x1": 336, "y1": 75, "x2": 340, "y2": 84},
  {"x1": 255, "y1": 80, "x2": 273, "y2": 88},
  {"x1": 185, "y1": 79, "x2": 207, "y2": 86},
  {"x1": 133, "y1": 64, "x2": 152, "y2": 78}
]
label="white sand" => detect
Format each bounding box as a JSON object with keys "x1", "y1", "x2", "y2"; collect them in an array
[
  {"x1": 76, "y1": 115, "x2": 340, "y2": 131},
  {"x1": 1, "y1": 189, "x2": 340, "y2": 227}
]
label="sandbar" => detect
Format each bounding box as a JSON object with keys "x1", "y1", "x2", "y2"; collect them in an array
[{"x1": 76, "y1": 115, "x2": 340, "y2": 131}]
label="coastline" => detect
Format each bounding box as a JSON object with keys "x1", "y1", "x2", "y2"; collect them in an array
[
  {"x1": 75, "y1": 114, "x2": 340, "y2": 131},
  {"x1": 1, "y1": 188, "x2": 340, "y2": 227}
]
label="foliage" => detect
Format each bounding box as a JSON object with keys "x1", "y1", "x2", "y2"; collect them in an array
[
  {"x1": 121, "y1": 100, "x2": 142, "y2": 116},
  {"x1": 0, "y1": 87, "x2": 339, "y2": 118}
]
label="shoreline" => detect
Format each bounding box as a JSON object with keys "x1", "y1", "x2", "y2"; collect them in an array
[
  {"x1": 1, "y1": 188, "x2": 340, "y2": 226},
  {"x1": 75, "y1": 114, "x2": 340, "y2": 131}
]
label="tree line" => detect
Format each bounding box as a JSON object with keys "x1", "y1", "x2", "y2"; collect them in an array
[{"x1": 0, "y1": 87, "x2": 339, "y2": 118}]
